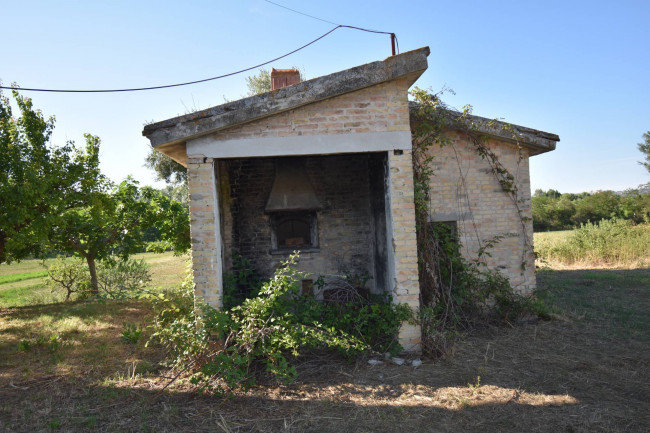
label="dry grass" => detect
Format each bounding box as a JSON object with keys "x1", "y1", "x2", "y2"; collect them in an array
[{"x1": 1, "y1": 268, "x2": 648, "y2": 432}]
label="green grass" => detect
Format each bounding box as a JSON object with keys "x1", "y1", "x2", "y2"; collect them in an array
[
  {"x1": 537, "y1": 267, "x2": 650, "y2": 342},
  {"x1": 533, "y1": 229, "x2": 572, "y2": 244},
  {"x1": 0, "y1": 270, "x2": 48, "y2": 285},
  {"x1": 0, "y1": 265, "x2": 648, "y2": 432},
  {"x1": 0, "y1": 252, "x2": 188, "y2": 308},
  {"x1": 0, "y1": 283, "x2": 60, "y2": 307}
]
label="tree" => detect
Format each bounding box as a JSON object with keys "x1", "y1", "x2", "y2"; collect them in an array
[
  {"x1": 48, "y1": 175, "x2": 190, "y2": 294},
  {"x1": 1, "y1": 88, "x2": 190, "y2": 292},
  {"x1": 571, "y1": 191, "x2": 622, "y2": 226},
  {"x1": 0, "y1": 88, "x2": 99, "y2": 263},
  {"x1": 245, "y1": 68, "x2": 271, "y2": 96},
  {"x1": 638, "y1": 131, "x2": 650, "y2": 174},
  {"x1": 144, "y1": 147, "x2": 187, "y2": 184}
]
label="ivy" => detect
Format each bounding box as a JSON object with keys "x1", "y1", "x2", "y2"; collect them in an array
[{"x1": 410, "y1": 88, "x2": 548, "y2": 356}]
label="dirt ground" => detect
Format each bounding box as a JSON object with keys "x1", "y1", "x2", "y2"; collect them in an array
[{"x1": 1, "y1": 268, "x2": 648, "y2": 432}]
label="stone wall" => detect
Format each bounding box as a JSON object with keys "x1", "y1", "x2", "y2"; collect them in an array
[{"x1": 425, "y1": 132, "x2": 536, "y2": 294}]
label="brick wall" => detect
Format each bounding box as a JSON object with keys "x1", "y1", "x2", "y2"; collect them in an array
[
  {"x1": 425, "y1": 132, "x2": 536, "y2": 294},
  {"x1": 387, "y1": 150, "x2": 421, "y2": 351},
  {"x1": 221, "y1": 153, "x2": 382, "y2": 290},
  {"x1": 187, "y1": 77, "x2": 423, "y2": 352},
  {"x1": 201, "y1": 78, "x2": 412, "y2": 142},
  {"x1": 186, "y1": 157, "x2": 222, "y2": 308}
]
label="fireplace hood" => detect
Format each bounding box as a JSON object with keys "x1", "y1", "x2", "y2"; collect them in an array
[{"x1": 265, "y1": 159, "x2": 322, "y2": 212}]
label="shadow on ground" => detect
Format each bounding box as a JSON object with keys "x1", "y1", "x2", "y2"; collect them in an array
[{"x1": 0, "y1": 268, "x2": 648, "y2": 432}]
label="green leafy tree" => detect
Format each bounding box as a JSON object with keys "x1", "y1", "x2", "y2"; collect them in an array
[
  {"x1": 49, "y1": 176, "x2": 190, "y2": 294},
  {"x1": 572, "y1": 191, "x2": 622, "y2": 226},
  {"x1": 161, "y1": 182, "x2": 189, "y2": 207},
  {"x1": 0, "y1": 88, "x2": 99, "y2": 263},
  {"x1": 620, "y1": 187, "x2": 650, "y2": 223},
  {"x1": 1, "y1": 88, "x2": 189, "y2": 292},
  {"x1": 638, "y1": 131, "x2": 650, "y2": 174},
  {"x1": 532, "y1": 194, "x2": 576, "y2": 231},
  {"x1": 144, "y1": 148, "x2": 187, "y2": 184},
  {"x1": 245, "y1": 68, "x2": 271, "y2": 96}
]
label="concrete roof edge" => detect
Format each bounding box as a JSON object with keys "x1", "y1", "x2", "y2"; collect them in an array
[
  {"x1": 143, "y1": 47, "x2": 431, "y2": 149},
  {"x1": 409, "y1": 103, "x2": 560, "y2": 156}
]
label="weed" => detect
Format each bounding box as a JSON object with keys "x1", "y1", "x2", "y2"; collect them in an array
[
  {"x1": 48, "y1": 417, "x2": 62, "y2": 430},
  {"x1": 84, "y1": 416, "x2": 97, "y2": 428},
  {"x1": 535, "y1": 219, "x2": 650, "y2": 267},
  {"x1": 468, "y1": 376, "x2": 481, "y2": 393},
  {"x1": 17, "y1": 339, "x2": 32, "y2": 352},
  {"x1": 121, "y1": 323, "x2": 143, "y2": 344},
  {"x1": 150, "y1": 254, "x2": 410, "y2": 393}
]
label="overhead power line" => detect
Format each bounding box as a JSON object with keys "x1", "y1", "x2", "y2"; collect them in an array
[
  {"x1": 263, "y1": 0, "x2": 397, "y2": 38},
  {"x1": 263, "y1": 1, "x2": 399, "y2": 57},
  {"x1": 263, "y1": 0, "x2": 339, "y2": 26},
  {"x1": 1, "y1": 22, "x2": 397, "y2": 94}
]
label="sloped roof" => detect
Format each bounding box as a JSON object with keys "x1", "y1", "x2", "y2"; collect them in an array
[{"x1": 143, "y1": 47, "x2": 431, "y2": 163}]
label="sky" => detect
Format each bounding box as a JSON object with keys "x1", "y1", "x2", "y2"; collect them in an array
[{"x1": 2, "y1": 0, "x2": 649, "y2": 193}]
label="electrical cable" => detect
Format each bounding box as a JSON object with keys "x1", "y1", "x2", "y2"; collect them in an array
[
  {"x1": 0, "y1": 26, "x2": 343, "y2": 93},
  {"x1": 1, "y1": 5, "x2": 397, "y2": 94},
  {"x1": 263, "y1": 0, "x2": 339, "y2": 26},
  {"x1": 263, "y1": 0, "x2": 393, "y2": 36},
  {"x1": 262, "y1": 1, "x2": 397, "y2": 54}
]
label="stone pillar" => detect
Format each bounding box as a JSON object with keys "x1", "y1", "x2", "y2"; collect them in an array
[
  {"x1": 186, "y1": 156, "x2": 223, "y2": 309},
  {"x1": 386, "y1": 150, "x2": 421, "y2": 353}
]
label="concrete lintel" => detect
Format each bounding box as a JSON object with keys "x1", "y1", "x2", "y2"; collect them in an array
[
  {"x1": 186, "y1": 131, "x2": 412, "y2": 159},
  {"x1": 428, "y1": 211, "x2": 472, "y2": 222}
]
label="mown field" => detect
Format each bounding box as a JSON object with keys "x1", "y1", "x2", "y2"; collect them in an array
[
  {"x1": 1, "y1": 251, "x2": 649, "y2": 432},
  {"x1": 0, "y1": 252, "x2": 187, "y2": 308}
]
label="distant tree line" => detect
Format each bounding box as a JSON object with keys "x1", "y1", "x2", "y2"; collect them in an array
[{"x1": 532, "y1": 187, "x2": 650, "y2": 232}]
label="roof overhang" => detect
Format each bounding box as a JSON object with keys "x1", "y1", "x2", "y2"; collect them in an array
[
  {"x1": 143, "y1": 47, "x2": 431, "y2": 166},
  {"x1": 409, "y1": 104, "x2": 559, "y2": 156}
]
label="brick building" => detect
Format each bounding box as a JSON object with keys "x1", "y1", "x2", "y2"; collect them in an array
[{"x1": 143, "y1": 47, "x2": 559, "y2": 352}]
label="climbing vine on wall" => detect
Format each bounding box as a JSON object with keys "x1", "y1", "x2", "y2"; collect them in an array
[{"x1": 409, "y1": 87, "x2": 544, "y2": 356}]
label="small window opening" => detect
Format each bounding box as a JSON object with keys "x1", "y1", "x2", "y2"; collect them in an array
[
  {"x1": 430, "y1": 220, "x2": 458, "y2": 242},
  {"x1": 271, "y1": 211, "x2": 318, "y2": 252},
  {"x1": 301, "y1": 279, "x2": 314, "y2": 296}
]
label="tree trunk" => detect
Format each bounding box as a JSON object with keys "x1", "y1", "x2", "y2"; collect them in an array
[{"x1": 86, "y1": 255, "x2": 99, "y2": 295}]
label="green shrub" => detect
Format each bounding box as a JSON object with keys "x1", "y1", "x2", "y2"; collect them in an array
[
  {"x1": 535, "y1": 219, "x2": 650, "y2": 266},
  {"x1": 98, "y1": 258, "x2": 151, "y2": 299},
  {"x1": 417, "y1": 225, "x2": 550, "y2": 357},
  {"x1": 121, "y1": 323, "x2": 143, "y2": 344},
  {"x1": 47, "y1": 257, "x2": 151, "y2": 300},
  {"x1": 47, "y1": 257, "x2": 91, "y2": 301},
  {"x1": 149, "y1": 254, "x2": 412, "y2": 394},
  {"x1": 223, "y1": 253, "x2": 262, "y2": 309},
  {"x1": 146, "y1": 270, "x2": 205, "y2": 364}
]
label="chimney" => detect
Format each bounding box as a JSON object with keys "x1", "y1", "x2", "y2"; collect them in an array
[{"x1": 271, "y1": 68, "x2": 301, "y2": 91}]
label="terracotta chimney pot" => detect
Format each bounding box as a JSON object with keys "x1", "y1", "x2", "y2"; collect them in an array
[{"x1": 271, "y1": 68, "x2": 301, "y2": 90}]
